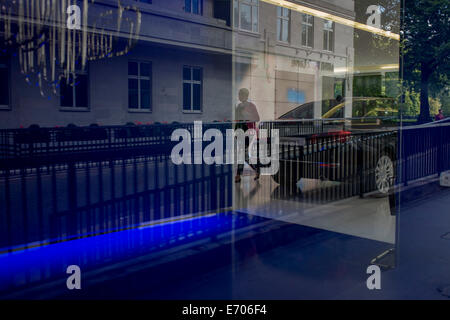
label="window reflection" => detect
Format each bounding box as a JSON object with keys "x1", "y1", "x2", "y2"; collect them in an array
[
  {"x1": 277, "y1": 6, "x2": 290, "y2": 42},
  {"x1": 60, "y1": 69, "x2": 89, "y2": 109},
  {"x1": 301, "y1": 13, "x2": 314, "y2": 48},
  {"x1": 234, "y1": 0, "x2": 259, "y2": 32},
  {"x1": 323, "y1": 20, "x2": 334, "y2": 52},
  {"x1": 183, "y1": 66, "x2": 203, "y2": 112},
  {"x1": 128, "y1": 61, "x2": 152, "y2": 111}
]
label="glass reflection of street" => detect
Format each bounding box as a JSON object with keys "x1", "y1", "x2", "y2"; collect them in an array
[{"x1": 0, "y1": 0, "x2": 449, "y2": 302}]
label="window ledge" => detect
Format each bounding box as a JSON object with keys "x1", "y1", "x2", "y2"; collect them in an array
[
  {"x1": 183, "y1": 10, "x2": 203, "y2": 17},
  {"x1": 276, "y1": 41, "x2": 291, "y2": 47},
  {"x1": 235, "y1": 29, "x2": 260, "y2": 38},
  {"x1": 59, "y1": 107, "x2": 90, "y2": 112},
  {"x1": 128, "y1": 109, "x2": 152, "y2": 113},
  {"x1": 0, "y1": 105, "x2": 11, "y2": 111},
  {"x1": 183, "y1": 110, "x2": 202, "y2": 114}
]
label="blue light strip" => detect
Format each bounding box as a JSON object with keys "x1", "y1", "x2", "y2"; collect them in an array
[
  {"x1": 0, "y1": 212, "x2": 219, "y2": 255},
  {"x1": 0, "y1": 212, "x2": 237, "y2": 292}
]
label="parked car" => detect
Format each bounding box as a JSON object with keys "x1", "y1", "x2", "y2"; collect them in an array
[
  {"x1": 280, "y1": 97, "x2": 398, "y2": 120},
  {"x1": 269, "y1": 97, "x2": 399, "y2": 195}
]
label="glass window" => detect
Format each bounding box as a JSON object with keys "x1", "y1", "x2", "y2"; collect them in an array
[
  {"x1": 279, "y1": 102, "x2": 314, "y2": 119},
  {"x1": 323, "y1": 19, "x2": 334, "y2": 52},
  {"x1": 277, "y1": 7, "x2": 290, "y2": 42},
  {"x1": 301, "y1": 14, "x2": 314, "y2": 48},
  {"x1": 233, "y1": 0, "x2": 259, "y2": 32},
  {"x1": 352, "y1": 100, "x2": 367, "y2": 117},
  {"x1": 128, "y1": 79, "x2": 139, "y2": 109},
  {"x1": 294, "y1": 102, "x2": 314, "y2": 119},
  {"x1": 75, "y1": 74, "x2": 88, "y2": 108},
  {"x1": 128, "y1": 61, "x2": 152, "y2": 111},
  {"x1": 128, "y1": 61, "x2": 138, "y2": 76},
  {"x1": 183, "y1": 66, "x2": 202, "y2": 112},
  {"x1": 240, "y1": 4, "x2": 252, "y2": 31},
  {"x1": 323, "y1": 99, "x2": 345, "y2": 119},
  {"x1": 185, "y1": 0, "x2": 202, "y2": 15},
  {"x1": 60, "y1": 69, "x2": 89, "y2": 109},
  {"x1": 362, "y1": 99, "x2": 397, "y2": 117},
  {"x1": 193, "y1": 68, "x2": 202, "y2": 81},
  {"x1": 0, "y1": 56, "x2": 9, "y2": 107},
  {"x1": 140, "y1": 63, "x2": 150, "y2": 77},
  {"x1": 183, "y1": 83, "x2": 191, "y2": 110}
]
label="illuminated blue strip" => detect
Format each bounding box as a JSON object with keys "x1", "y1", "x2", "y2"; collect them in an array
[
  {"x1": 0, "y1": 212, "x2": 218, "y2": 255},
  {"x1": 0, "y1": 212, "x2": 242, "y2": 292}
]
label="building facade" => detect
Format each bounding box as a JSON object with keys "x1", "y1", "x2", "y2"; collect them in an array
[{"x1": 0, "y1": 0, "x2": 399, "y2": 128}]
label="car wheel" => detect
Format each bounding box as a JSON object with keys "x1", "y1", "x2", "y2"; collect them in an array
[{"x1": 374, "y1": 153, "x2": 395, "y2": 195}]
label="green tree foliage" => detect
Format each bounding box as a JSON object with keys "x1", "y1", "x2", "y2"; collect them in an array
[{"x1": 403, "y1": 0, "x2": 450, "y2": 122}]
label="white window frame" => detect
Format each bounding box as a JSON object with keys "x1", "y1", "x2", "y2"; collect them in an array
[
  {"x1": 128, "y1": 60, "x2": 152, "y2": 112},
  {"x1": 0, "y1": 58, "x2": 10, "y2": 110},
  {"x1": 59, "y1": 67, "x2": 89, "y2": 111},
  {"x1": 323, "y1": 19, "x2": 334, "y2": 52},
  {"x1": 233, "y1": 0, "x2": 259, "y2": 33},
  {"x1": 183, "y1": 66, "x2": 203, "y2": 113},
  {"x1": 301, "y1": 14, "x2": 314, "y2": 48},
  {"x1": 184, "y1": 0, "x2": 203, "y2": 15},
  {"x1": 277, "y1": 6, "x2": 290, "y2": 43}
]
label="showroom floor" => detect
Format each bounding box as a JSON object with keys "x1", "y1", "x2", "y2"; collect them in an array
[{"x1": 234, "y1": 174, "x2": 396, "y2": 244}]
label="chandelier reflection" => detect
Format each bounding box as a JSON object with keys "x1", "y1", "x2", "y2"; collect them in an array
[{"x1": 0, "y1": 0, "x2": 141, "y2": 97}]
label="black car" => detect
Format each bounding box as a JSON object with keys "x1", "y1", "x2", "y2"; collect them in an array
[{"x1": 269, "y1": 97, "x2": 399, "y2": 195}]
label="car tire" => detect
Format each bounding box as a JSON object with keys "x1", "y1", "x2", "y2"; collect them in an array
[{"x1": 372, "y1": 152, "x2": 396, "y2": 195}]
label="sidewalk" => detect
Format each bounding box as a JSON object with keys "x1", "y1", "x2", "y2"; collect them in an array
[
  {"x1": 2, "y1": 180, "x2": 448, "y2": 299},
  {"x1": 340, "y1": 183, "x2": 450, "y2": 299},
  {"x1": 142, "y1": 182, "x2": 450, "y2": 300}
]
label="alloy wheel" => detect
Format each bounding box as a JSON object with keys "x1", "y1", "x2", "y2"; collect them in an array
[{"x1": 375, "y1": 155, "x2": 394, "y2": 194}]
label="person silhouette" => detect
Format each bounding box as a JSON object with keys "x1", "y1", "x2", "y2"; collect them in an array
[
  {"x1": 235, "y1": 88, "x2": 260, "y2": 183},
  {"x1": 435, "y1": 109, "x2": 445, "y2": 121}
]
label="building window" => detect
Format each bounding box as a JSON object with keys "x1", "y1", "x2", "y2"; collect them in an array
[
  {"x1": 233, "y1": 0, "x2": 259, "y2": 33},
  {"x1": 128, "y1": 61, "x2": 152, "y2": 111},
  {"x1": 183, "y1": 66, "x2": 202, "y2": 112},
  {"x1": 323, "y1": 20, "x2": 334, "y2": 52},
  {"x1": 134, "y1": 0, "x2": 152, "y2": 4},
  {"x1": 59, "y1": 69, "x2": 89, "y2": 109},
  {"x1": 301, "y1": 14, "x2": 314, "y2": 48},
  {"x1": 185, "y1": 0, "x2": 202, "y2": 15},
  {"x1": 0, "y1": 56, "x2": 9, "y2": 108},
  {"x1": 277, "y1": 7, "x2": 290, "y2": 42}
]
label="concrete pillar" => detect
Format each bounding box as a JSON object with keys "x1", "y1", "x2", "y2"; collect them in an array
[
  {"x1": 314, "y1": 62, "x2": 322, "y2": 119},
  {"x1": 344, "y1": 46, "x2": 354, "y2": 118}
]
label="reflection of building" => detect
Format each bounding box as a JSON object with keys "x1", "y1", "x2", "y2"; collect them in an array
[
  {"x1": 232, "y1": 0, "x2": 355, "y2": 120},
  {"x1": 232, "y1": 0, "x2": 400, "y2": 121},
  {"x1": 0, "y1": 0, "x2": 234, "y2": 128},
  {"x1": 0, "y1": 0, "x2": 399, "y2": 128}
]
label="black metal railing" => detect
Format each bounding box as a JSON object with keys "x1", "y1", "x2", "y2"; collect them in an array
[
  {"x1": 260, "y1": 119, "x2": 397, "y2": 197},
  {"x1": 260, "y1": 119, "x2": 450, "y2": 198},
  {"x1": 0, "y1": 123, "x2": 188, "y2": 169},
  {"x1": 0, "y1": 122, "x2": 235, "y2": 251},
  {"x1": 400, "y1": 122, "x2": 450, "y2": 184},
  {"x1": 1, "y1": 119, "x2": 449, "y2": 253}
]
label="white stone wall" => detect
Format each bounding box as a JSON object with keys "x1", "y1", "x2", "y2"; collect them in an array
[{"x1": 0, "y1": 44, "x2": 232, "y2": 128}]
